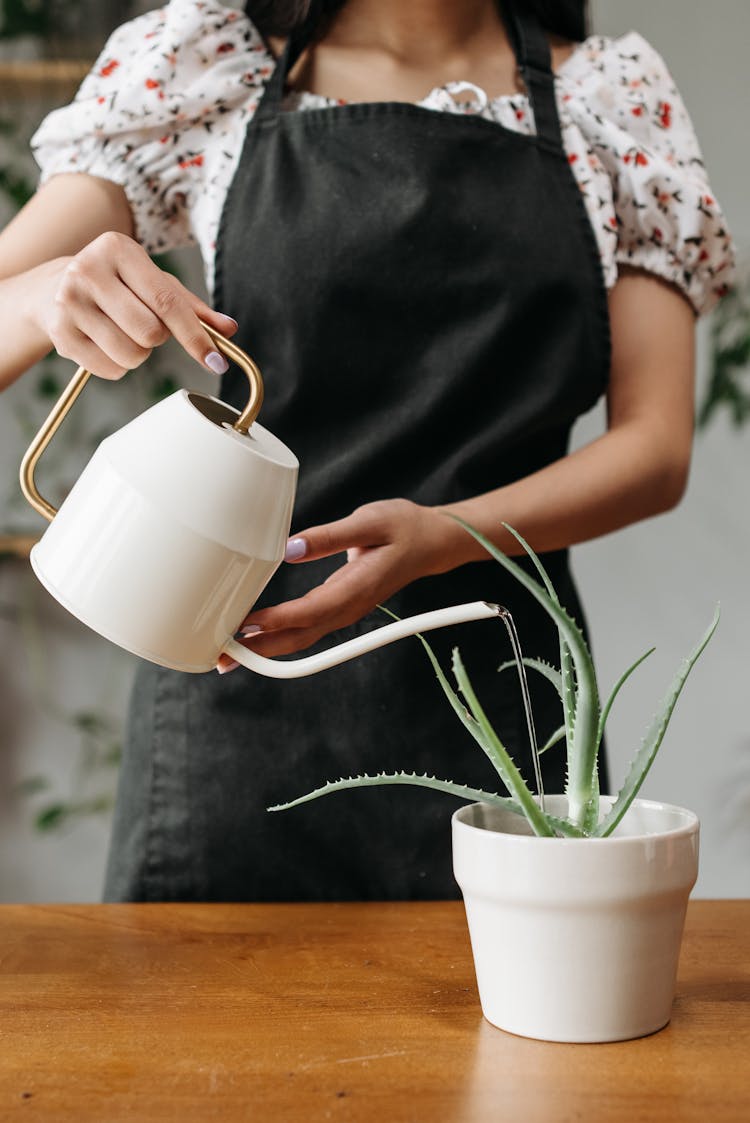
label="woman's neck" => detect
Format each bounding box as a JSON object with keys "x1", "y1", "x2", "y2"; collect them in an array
[
  {"x1": 284, "y1": 0, "x2": 524, "y2": 104},
  {"x1": 326, "y1": 0, "x2": 506, "y2": 62}
]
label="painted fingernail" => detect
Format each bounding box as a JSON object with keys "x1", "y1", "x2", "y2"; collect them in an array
[
  {"x1": 239, "y1": 624, "x2": 263, "y2": 637},
  {"x1": 221, "y1": 314, "x2": 239, "y2": 329},
  {"x1": 205, "y1": 350, "x2": 229, "y2": 375},
  {"x1": 285, "y1": 537, "x2": 307, "y2": 562},
  {"x1": 217, "y1": 658, "x2": 239, "y2": 675}
]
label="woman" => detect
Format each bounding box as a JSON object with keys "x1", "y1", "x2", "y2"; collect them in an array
[{"x1": 0, "y1": 0, "x2": 733, "y2": 900}]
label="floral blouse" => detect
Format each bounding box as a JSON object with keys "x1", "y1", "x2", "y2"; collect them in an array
[{"x1": 31, "y1": 0, "x2": 734, "y2": 313}]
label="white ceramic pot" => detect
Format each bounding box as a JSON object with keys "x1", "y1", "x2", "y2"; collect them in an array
[{"x1": 452, "y1": 795, "x2": 699, "y2": 1043}]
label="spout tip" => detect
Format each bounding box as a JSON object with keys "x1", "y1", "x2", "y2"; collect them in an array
[{"x1": 483, "y1": 602, "x2": 507, "y2": 617}]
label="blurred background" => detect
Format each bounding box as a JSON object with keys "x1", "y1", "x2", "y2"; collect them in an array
[{"x1": 0, "y1": 0, "x2": 748, "y2": 900}]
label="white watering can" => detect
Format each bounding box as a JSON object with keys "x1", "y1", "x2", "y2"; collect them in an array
[{"x1": 20, "y1": 325, "x2": 500, "y2": 676}]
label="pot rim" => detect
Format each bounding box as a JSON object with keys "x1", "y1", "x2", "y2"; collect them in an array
[{"x1": 452, "y1": 795, "x2": 699, "y2": 845}]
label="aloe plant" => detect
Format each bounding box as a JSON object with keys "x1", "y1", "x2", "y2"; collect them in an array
[{"x1": 270, "y1": 521, "x2": 719, "y2": 838}]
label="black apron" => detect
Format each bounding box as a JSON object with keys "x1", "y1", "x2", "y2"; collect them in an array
[{"x1": 104, "y1": 0, "x2": 610, "y2": 902}]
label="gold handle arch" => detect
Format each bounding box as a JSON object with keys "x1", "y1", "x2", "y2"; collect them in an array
[{"x1": 19, "y1": 321, "x2": 264, "y2": 523}]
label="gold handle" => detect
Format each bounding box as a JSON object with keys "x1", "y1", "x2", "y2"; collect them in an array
[{"x1": 19, "y1": 321, "x2": 264, "y2": 523}]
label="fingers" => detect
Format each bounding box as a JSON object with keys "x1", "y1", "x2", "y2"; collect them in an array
[
  {"x1": 241, "y1": 581, "x2": 374, "y2": 639},
  {"x1": 48, "y1": 322, "x2": 136, "y2": 381},
  {"x1": 283, "y1": 502, "x2": 404, "y2": 564},
  {"x1": 235, "y1": 553, "x2": 396, "y2": 660},
  {"x1": 60, "y1": 294, "x2": 157, "y2": 376},
  {"x1": 220, "y1": 561, "x2": 397, "y2": 667},
  {"x1": 46, "y1": 230, "x2": 238, "y2": 380},
  {"x1": 114, "y1": 241, "x2": 236, "y2": 374},
  {"x1": 215, "y1": 501, "x2": 443, "y2": 667}
]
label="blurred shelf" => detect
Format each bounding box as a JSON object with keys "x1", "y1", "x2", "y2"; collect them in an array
[
  {"x1": 0, "y1": 59, "x2": 91, "y2": 96},
  {"x1": 0, "y1": 533, "x2": 37, "y2": 559}
]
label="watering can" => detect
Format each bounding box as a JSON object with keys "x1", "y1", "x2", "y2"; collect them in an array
[{"x1": 20, "y1": 325, "x2": 500, "y2": 677}]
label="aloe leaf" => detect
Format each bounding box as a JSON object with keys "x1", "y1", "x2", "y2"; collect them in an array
[
  {"x1": 451, "y1": 517, "x2": 600, "y2": 831},
  {"x1": 268, "y1": 771, "x2": 585, "y2": 837},
  {"x1": 380, "y1": 606, "x2": 562, "y2": 835},
  {"x1": 499, "y1": 523, "x2": 579, "y2": 757},
  {"x1": 418, "y1": 632, "x2": 501, "y2": 755},
  {"x1": 497, "y1": 658, "x2": 567, "y2": 762},
  {"x1": 267, "y1": 772, "x2": 522, "y2": 813},
  {"x1": 452, "y1": 649, "x2": 556, "y2": 837},
  {"x1": 500, "y1": 523, "x2": 589, "y2": 824},
  {"x1": 539, "y1": 724, "x2": 566, "y2": 755},
  {"x1": 597, "y1": 646, "x2": 655, "y2": 749},
  {"x1": 378, "y1": 605, "x2": 518, "y2": 793},
  {"x1": 594, "y1": 605, "x2": 720, "y2": 838},
  {"x1": 560, "y1": 642, "x2": 577, "y2": 753},
  {"x1": 532, "y1": 592, "x2": 578, "y2": 758},
  {"x1": 545, "y1": 812, "x2": 586, "y2": 838},
  {"x1": 406, "y1": 621, "x2": 547, "y2": 822},
  {"x1": 377, "y1": 604, "x2": 485, "y2": 743},
  {"x1": 498, "y1": 656, "x2": 563, "y2": 700}
]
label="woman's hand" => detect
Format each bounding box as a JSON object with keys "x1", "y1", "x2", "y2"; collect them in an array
[
  {"x1": 217, "y1": 270, "x2": 696, "y2": 673},
  {"x1": 1, "y1": 174, "x2": 237, "y2": 389},
  {"x1": 31, "y1": 231, "x2": 238, "y2": 379},
  {"x1": 218, "y1": 499, "x2": 466, "y2": 668}
]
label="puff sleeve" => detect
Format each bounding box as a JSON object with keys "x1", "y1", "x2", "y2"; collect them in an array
[
  {"x1": 559, "y1": 32, "x2": 735, "y2": 315},
  {"x1": 30, "y1": 0, "x2": 271, "y2": 263}
]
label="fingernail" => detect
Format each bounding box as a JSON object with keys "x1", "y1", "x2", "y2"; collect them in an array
[
  {"x1": 239, "y1": 624, "x2": 263, "y2": 637},
  {"x1": 205, "y1": 350, "x2": 229, "y2": 375},
  {"x1": 221, "y1": 315, "x2": 239, "y2": 329},
  {"x1": 217, "y1": 658, "x2": 239, "y2": 675},
  {"x1": 285, "y1": 537, "x2": 307, "y2": 561}
]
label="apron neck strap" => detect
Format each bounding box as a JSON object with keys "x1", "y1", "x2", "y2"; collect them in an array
[
  {"x1": 501, "y1": 0, "x2": 564, "y2": 150},
  {"x1": 253, "y1": 1, "x2": 564, "y2": 150},
  {"x1": 253, "y1": 9, "x2": 320, "y2": 124}
]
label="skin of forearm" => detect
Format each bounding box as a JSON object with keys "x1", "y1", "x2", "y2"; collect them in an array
[
  {"x1": 432, "y1": 271, "x2": 695, "y2": 573},
  {"x1": 433, "y1": 419, "x2": 691, "y2": 571},
  {"x1": 0, "y1": 258, "x2": 70, "y2": 391},
  {"x1": 0, "y1": 174, "x2": 135, "y2": 391}
]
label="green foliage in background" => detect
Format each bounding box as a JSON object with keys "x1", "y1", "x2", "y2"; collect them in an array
[
  {"x1": 17, "y1": 712, "x2": 121, "y2": 832},
  {"x1": 698, "y1": 277, "x2": 750, "y2": 430},
  {"x1": 0, "y1": 103, "x2": 182, "y2": 833},
  {"x1": 0, "y1": 0, "x2": 50, "y2": 40}
]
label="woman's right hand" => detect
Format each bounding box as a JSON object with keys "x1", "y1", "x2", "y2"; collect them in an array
[{"x1": 32, "y1": 231, "x2": 238, "y2": 379}]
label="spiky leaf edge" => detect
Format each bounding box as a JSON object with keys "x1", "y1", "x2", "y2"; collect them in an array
[
  {"x1": 379, "y1": 604, "x2": 538, "y2": 808},
  {"x1": 268, "y1": 771, "x2": 584, "y2": 837},
  {"x1": 451, "y1": 517, "x2": 601, "y2": 831},
  {"x1": 379, "y1": 606, "x2": 562, "y2": 836},
  {"x1": 596, "y1": 647, "x2": 655, "y2": 749},
  {"x1": 594, "y1": 605, "x2": 720, "y2": 837},
  {"x1": 539, "y1": 724, "x2": 566, "y2": 755},
  {"x1": 507, "y1": 530, "x2": 579, "y2": 772},
  {"x1": 452, "y1": 648, "x2": 556, "y2": 836},
  {"x1": 498, "y1": 656, "x2": 563, "y2": 700}
]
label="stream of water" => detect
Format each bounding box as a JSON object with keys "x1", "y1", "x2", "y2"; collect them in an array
[{"x1": 496, "y1": 607, "x2": 545, "y2": 812}]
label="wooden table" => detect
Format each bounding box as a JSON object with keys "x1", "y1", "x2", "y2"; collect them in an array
[{"x1": 0, "y1": 900, "x2": 747, "y2": 1122}]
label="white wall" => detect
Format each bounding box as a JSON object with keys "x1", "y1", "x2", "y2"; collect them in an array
[
  {"x1": 573, "y1": 1, "x2": 750, "y2": 895},
  {"x1": 1, "y1": 1, "x2": 748, "y2": 900}
]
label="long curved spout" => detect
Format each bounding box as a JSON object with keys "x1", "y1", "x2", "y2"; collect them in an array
[{"x1": 222, "y1": 601, "x2": 504, "y2": 679}]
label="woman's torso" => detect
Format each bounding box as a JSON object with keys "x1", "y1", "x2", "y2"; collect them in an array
[
  {"x1": 31, "y1": 1, "x2": 734, "y2": 317},
  {"x1": 105, "y1": 1, "x2": 609, "y2": 902}
]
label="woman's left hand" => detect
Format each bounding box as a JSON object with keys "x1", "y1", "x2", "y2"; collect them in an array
[
  {"x1": 217, "y1": 272, "x2": 698, "y2": 674},
  {"x1": 217, "y1": 499, "x2": 463, "y2": 669}
]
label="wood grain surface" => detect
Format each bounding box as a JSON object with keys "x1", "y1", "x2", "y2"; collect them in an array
[{"x1": 0, "y1": 900, "x2": 747, "y2": 1122}]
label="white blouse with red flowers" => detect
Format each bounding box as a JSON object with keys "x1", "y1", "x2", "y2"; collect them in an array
[{"x1": 31, "y1": 0, "x2": 734, "y2": 313}]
